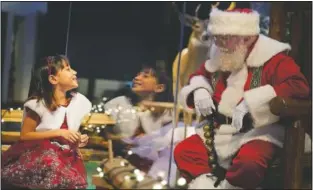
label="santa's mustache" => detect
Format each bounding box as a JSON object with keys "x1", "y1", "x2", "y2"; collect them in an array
[{"x1": 212, "y1": 45, "x2": 248, "y2": 72}]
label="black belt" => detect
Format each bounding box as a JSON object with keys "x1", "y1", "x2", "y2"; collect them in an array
[{"x1": 215, "y1": 113, "x2": 232, "y2": 125}]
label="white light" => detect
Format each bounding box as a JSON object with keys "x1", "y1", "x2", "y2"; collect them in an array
[
  {"x1": 105, "y1": 111, "x2": 111, "y2": 115},
  {"x1": 99, "y1": 172, "x2": 104, "y2": 177},
  {"x1": 120, "y1": 161, "x2": 125, "y2": 167},
  {"x1": 136, "y1": 175, "x2": 144, "y2": 182},
  {"x1": 161, "y1": 180, "x2": 167, "y2": 186},
  {"x1": 134, "y1": 169, "x2": 140, "y2": 175},
  {"x1": 95, "y1": 110, "x2": 98, "y2": 113},
  {"x1": 97, "y1": 167, "x2": 102, "y2": 172},
  {"x1": 99, "y1": 108, "x2": 103, "y2": 112},
  {"x1": 131, "y1": 109, "x2": 136, "y2": 114},
  {"x1": 9, "y1": 108, "x2": 13, "y2": 111},
  {"x1": 17, "y1": 107, "x2": 21, "y2": 111},
  {"x1": 127, "y1": 150, "x2": 133, "y2": 155},
  {"x1": 88, "y1": 125, "x2": 93, "y2": 128},
  {"x1": 157, "y1": 171, "x2": 165, "y2": 178},
  {"x1": 97, "y1": 130, "x2": 101, "y2": 133},
  {"x1": 177, "y1": 177, "x2": 186, "y2": 186},
  {"x1": 102, "y1": 97, "x2": 107, "y2": 101},
  {"x1": 153, "y1": 183, "x2": 163, "y2": 189},
  {"x1": 101, "y1": 125, "x2": 106, "y2": 129},
  {"x1": 1, "y1": 119, "x2": 4, "y2": 123},
  {"x1": 118, "y1": 106, "x2": 122, "y2": 110},
  {"x1": 124, "y1": 175, "x2": 130, "y2": 180},
  {"x1": 97, "y1": 104, "x2": 102, "y2": 108},
  {"x1": 96, "y1": 127, "x2": 100, "y2": 130}
]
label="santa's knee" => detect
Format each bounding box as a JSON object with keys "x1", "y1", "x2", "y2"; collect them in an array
[
  {"x1": 173, "y1": 141, "x2": 186, "y2": 165},
  {"x1": 226, "y1": 158, "x2": 267, "y2": 189}
]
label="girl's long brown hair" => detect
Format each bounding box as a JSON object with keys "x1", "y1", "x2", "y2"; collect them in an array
[{"x1": 27, "y1": 55, "x2": 75, "y2": 111}]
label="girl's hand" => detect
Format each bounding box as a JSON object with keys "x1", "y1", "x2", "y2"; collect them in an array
[
  {"x1": 78, "y1": 134, "x2": 89, "y2": 148},
  {"x1": 59, "y1": 129, "x2": 81, "y2": 144}
]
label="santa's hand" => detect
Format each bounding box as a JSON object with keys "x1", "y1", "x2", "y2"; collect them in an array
[
  {"x1": 194, "y1": 88, "x2": 216, "y2": 116},
  {"x1": 231, "y1": 100, "x2": 249, "y2": 131}
]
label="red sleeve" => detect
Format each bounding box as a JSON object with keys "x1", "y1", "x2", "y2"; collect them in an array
[
  {"x1": 188, "y1": 63, "x2": 212, "y2": 83},
  {"x1": 263, "y1": 53, "x2": 310, "y2": 99}
]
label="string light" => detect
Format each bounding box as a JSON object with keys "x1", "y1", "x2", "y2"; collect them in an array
[
  {"x1": 177, "y1": 177, "x2": 187, "y2": 186},
  {"x1": 97, "y1": 167, "x2": 102, "y2": 172},
  {"x1": 153, "y1": 183, "x2": 163, "y2": 189},
  {"x1": 161, "y1": 180, "x2": 167, "y2": 186},
  {"x1": 157, "y1": 171, "x2": 165, "y2": 179},
  {"x1": 99, "y1": 172, "x2": 104, "y2": 177},
  {"x1": 136, "y1": 175, "x2": 144, "y2": 182},
  {"x1": 124, "y1": 175, "x2": 130, "y2": 180},
  {"x1": 127, "y1": 150, "x2": 133, "y2": 155},
  {"x1": 120, "y1": 161, "x2": 126, "y2": 167},
  {"x1": 133, "y1": 169, "x2": 140, "y2": 175}
]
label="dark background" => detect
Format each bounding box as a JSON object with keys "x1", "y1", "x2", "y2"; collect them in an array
[{"x1": 36, "y1": 1, "x2": 250, "y2": 81}]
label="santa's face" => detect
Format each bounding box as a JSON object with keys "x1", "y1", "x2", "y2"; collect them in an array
[{"x1": 212, "y1": 35, "x2": 248, "y2": 72}]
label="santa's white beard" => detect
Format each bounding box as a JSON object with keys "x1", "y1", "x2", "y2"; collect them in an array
[{"x1": 211, "y1": 45, "x2": 248, "y2": 72}]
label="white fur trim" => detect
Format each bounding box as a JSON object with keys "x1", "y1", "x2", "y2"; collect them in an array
[
  {"x1": 208, "y1": 8, "x2": 260, "y2": 36},
  {"x1": 24, "y1": 99, "x2": 45, "y2": 118},
  {"x1": 244, "y1": 85, "x2": 279, "y2": 128},
  {"x1": 189, "y1": 174, "x2": 241, "y2": 189},
  {"x1": 220, "y1": 180, "x2": 242, "y2": 189},
  {"x1": 24, "y1": 93, "x2": 92, "y2": 132},
  {"x1": 188, "y1": 173, "x2": 218, "y2": 189},
  {"x1": 218, "y1": 65, "x2": 248, "y2": 117},
  {"x1": 179, "y1": 76, "x2": 213, "y2": 112},
  {"x1": 246, "y1": 35, "x2": 291, "y2": 67}
]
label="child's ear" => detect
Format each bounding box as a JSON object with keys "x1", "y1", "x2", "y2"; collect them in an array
[
  {"x1": 48, "y1": 75, "x2": 58, "y2": 85},
  {"x1": 155, "y1": 84, "x2": 165, "y2": 93}
]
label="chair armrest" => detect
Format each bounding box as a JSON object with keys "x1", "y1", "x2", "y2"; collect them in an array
[
  {"x1": 269, "y1": 97, "x2": 311, "y2": 189},
  {"x1": 269, "y1": 97, "x2": 311, "y2": 117}
]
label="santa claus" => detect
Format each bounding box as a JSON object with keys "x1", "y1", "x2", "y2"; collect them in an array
[{"x1": 175, "y1": 7, "x2": 310, "y2": 189}]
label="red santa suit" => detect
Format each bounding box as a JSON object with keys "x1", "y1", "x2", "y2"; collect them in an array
[{"x1": 174, "y1": 8, "x2": 310, "y2": 189}]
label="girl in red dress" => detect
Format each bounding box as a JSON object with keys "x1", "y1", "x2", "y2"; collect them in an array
[{"x1": 1, "y1": 55, "x2": 92, "y2": 189}]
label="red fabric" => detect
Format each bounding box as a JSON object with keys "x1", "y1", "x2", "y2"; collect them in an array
[
  {"x1": 174, "y1": 134, "x2": 279, "y2": 188},
  {"x1": 186, "y1": 52, "x2": 310, "y2": 109},
  {"x1": 226, "y1": 8, "x2": 253, "y2": 13},
  {"x1": 1, "y1": 116, "x2": 87, "y2": 189},
  {"x1": 225, "y1": 140, "x2": 280, "y2": 188}
]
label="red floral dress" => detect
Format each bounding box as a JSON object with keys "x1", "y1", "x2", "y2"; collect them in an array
[{"x1": 1, "y1": 116, "x2": 87, "y2": 189}]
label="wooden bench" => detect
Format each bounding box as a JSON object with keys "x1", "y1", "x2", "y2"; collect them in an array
[{"x1": 1, "y1": 109, "x2": 116, "y2": 161}]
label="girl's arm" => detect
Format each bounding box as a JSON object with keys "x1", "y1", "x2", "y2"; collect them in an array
[{"x1": 20, "y1": 108, "x2": 80, "y2": 142}]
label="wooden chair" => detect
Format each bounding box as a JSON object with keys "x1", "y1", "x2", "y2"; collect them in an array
[
  {"x1": 141, "y1": 100, "x2": 312, "y2": 189},
  {"x1": 269, "y1": 97, "x2": 312, "y2": 189}
]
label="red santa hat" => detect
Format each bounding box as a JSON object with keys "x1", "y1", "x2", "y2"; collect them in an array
[{"x1": 208, "y1": 8, "x2": 260, "y2": 36}]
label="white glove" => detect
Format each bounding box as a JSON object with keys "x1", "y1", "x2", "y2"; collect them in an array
[
  {"x1": 194, "y1": 88, "x2": 216, "y2": 116},
  {"x1": 231, "y1": 100, "x2": 249, "y2": 131}
]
